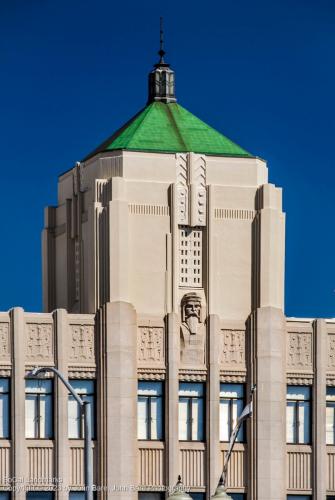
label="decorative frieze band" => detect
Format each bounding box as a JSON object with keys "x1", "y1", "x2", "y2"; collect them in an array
[
  {"x1": 69, "y1": 324, "x2": 95, "y2": 363},
  {"x1": 0, "y1": 323, "x2": 9, "y2": 359},
  {"x1": 328, "y1": 334, "x2": 335, "y2": 369},
  {"x1": 26, "y1": 323, "x2": 54, "y2": 362},
  {"x1": 137, "y1": 327, "x2": 165, "y2": 365},
  {"x1": 220, "y1": 329, "x2": 245, "y2": 369},
  {"x1": 287, "y1": 332, "x2": 313, "y2": 370},
  {"x1": 129, "y1": 204, "x2": 170, "y2": 216},
  {"x1": 214, "y1": 208, "x2": 255, "y2": 220},
  {"x1": 287, "y1": 373, "x2": 313, "y2": 385},
  {"x1": 179, "y1": 369, "x2": 207, "y2": 381},
  {"x1": 137, "y1": 368, "x2": 165, "y2": 381},
  {"x1": 68, "y1": 368, "x2": 96, "y2": 379},
  {"x1": 220, "y1": 371, "x2": 246, "y2": 383}
]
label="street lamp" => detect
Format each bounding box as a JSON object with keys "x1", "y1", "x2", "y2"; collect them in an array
[
  {"x1": 167, "y1": 476, "x2": 192, "y2": 499},
  {"x1": 211, "y1": 476, "x2": 233, "y2": 499},
  {"x1": 26, "y1": 366, "x2": 93, "y2": 500},
  {"x1": 211, "y1": 385, "x2": 256, "y2": 500}
]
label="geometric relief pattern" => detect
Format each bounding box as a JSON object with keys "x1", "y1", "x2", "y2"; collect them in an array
[
  {"x1": 138, "y1": 327, "x2": 164, "y2": 364},
  {"x1": 220, "y1": 330, "x2": 245, "y2": 367},
  {"x1": 176, "y1": 154, "x2": 189, "y2": 225},
  {"x1": 0, "y1": 323, "x2": 9, "y2": 359},
  {"x1": 328, "y1": 334, "x2": 335, "y2": 369},
  {"x1": 26, "y1": 324, "x2": 53, "y2": 360},
  {"x1": 69, "y1": 325, "x2": 95, "y2": 362},
  {"x1": 190, "y1": 154, "x2": 206, "y2": 226},
  {"x1": 287, "y1": 332, "x2": 312, "y2": 369}
]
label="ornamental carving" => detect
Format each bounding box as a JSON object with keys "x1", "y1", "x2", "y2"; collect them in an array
[
  {"x1": 69, "y1": 325, "x2": 95, "y2": 362},
  {"x1": 190, "y1": 154, "x2": 206, "y2": 226},
  {"x1": 0, "y1": 323, "x2": 9, "y2": 358},
  {"x1": 180, "y1": 293, "x2": 205, "y2": 365},
  {"x1": 328, "y1": 334, "x2": 335, "y2": 369},
  {"x1": 26, "y1": 324, "x2": 53, "y2": 360},
  {"x1": 176, "y1": 154, "x2": 189, "y2": 224},
  {"x1": 138, "y1": 327, "x2": 164, "y2": 364},
  {"x1": 287, "y1": 332, "x2": 312, "y2": 369},
  {"x1": 220, "y1": 330, "x2": 245, "y2": 367}
]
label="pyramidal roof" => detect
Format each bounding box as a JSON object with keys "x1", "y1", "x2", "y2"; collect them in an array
[{"x1": 83, "y1": 34, "x2": 252, "y2": 161}]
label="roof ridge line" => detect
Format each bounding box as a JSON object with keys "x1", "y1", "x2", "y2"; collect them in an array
[
  {"x1": 164, "y1": 103, "x2": 189, "y2": 152},
  {"x1": 122, "y1": 104, "x2": 154, "y2": 148}
]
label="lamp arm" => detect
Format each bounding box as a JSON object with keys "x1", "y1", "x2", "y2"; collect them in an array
[{"x1": 27, "y1": 366, "x2": 84, "y2": 406}]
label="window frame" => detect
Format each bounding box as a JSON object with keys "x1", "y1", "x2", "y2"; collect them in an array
[
  {"x1": 179, "y1": 226, "x2": 203, "y2": 288},
  {"x1": 26, "y1": 491, "x2": 54, "y2": 500},
  {"x1": 68, "y1": 379, "x2": 96, "y2": 440},
  {"x1": 326, "y1": 386, "x2": 335, "y2": 445},
  {"x1": 178, "y1": 382, "x2": 205, "y2": 442},
  {"x1": 219, "y1": 383, "x2": 245, "y2": 443},
  {"x1": 137, "y1": 381, "x2": 164, "y2": 441},
  {"x1": 0, "y1": 378, "x2": 10, "y2": 439},
  {"x1": 138, "y1": 493, "x2": 165, "y2": 500},
  {"x1": 286, "y1": 385, "x2": 311, "y2": 445},
  {"x1": 25, "y1": 378, "x2": 53, "y2": 440}
]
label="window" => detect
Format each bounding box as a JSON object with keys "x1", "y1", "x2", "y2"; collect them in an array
[
  {"x1": 326, "y1": 387, "x2": 335, "y2": 445},
  {"x1": 69, "y1": 494, "x2": 85, "y2": 500},
  {"x1": 138, "y1": 494, "x2": 164, "y2": 500},
  {"x1": 0, "y1": 378, "x2": 10, "y2": 438},
  {"x1": 137, "y1": 381, "x2": 163, "y2": 440},
  {"x1": 69, "y1": 493, "x2": 96, "y2": 500},
  {"x1": 220, "y1": 384, "x2": 245, "y2": 442},
  {"x1": 230, "y1": 495, "x2": 245, "y2": 500},
  {"x1": 179, "y1": 227, "x2": 203, "y2": 287},
  {"x1": 68, "y1": 380, "x2": 96, "y2": 439},
  {"x1": 25, "y1": 379, "x2": 53, "y2": 439},
  {"x1": 179, "y1": 382, "x2": 205, "y2": 441},
  {"x1": 287, "y1": 496, "x2": 311, "y2": 500},
  {"x1": 190, "y1": 494, "x2": 205, "y2": 500},
  {"x1": 26, "y1": 493, "x2": 54, "y2": 500},
  {"x1": 286, "y1": 386, "x2": 311, "y2": 444},
  {"x1": 0, "y1": 493, "x2": 10, "y2": 500}
]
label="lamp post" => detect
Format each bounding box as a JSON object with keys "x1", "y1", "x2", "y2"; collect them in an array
[
  {"x1": 167, "y1": 476, "x2": 192, "y2": 499},
  {"x1": 211, "y1": 385, "x2": 256, "y2": 500},
  {"x1": 26, "y1": 366, "x2": 93, "y2": 500}
]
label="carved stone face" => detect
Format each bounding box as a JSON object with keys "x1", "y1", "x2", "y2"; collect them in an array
[
  {"x1": 184, "y1": 300, "x2": 201, "y2": 321},
  {"x1": 182, "y1": 294, "x2": 202, "y2": 335}
]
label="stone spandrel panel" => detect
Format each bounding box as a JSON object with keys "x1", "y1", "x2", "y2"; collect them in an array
[
  {"x1": 287, "y1": 331, "x2": 313, "y2": 371},
  {"x1": 26, "y1": 322, "x2": 54, "y2": 362},
  {"x1": 328, "y1": 333, "x2": 335, "y2": 370},
  {"x1": 220, "y1": 329, "x2": 246, "y2": 369},
  {"x1": 69, "y1": 324, "x2": 95, "y2": 363},
  {"x1": 0, "y1": 323, "x2": 10, "y2": 361},
  {"x1": 137, "y1": 327, "x2": 165, "y2": 366}
]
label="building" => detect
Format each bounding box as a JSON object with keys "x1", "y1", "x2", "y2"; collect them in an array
[{"x1": 0, "y1": 42, "x2": 335, "y2": 500}]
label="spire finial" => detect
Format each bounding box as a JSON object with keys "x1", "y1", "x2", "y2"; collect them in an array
[
  {"x1": 147, "y1": 18, "x2": 176, "y2": 104},
  {"x1": 158, "y1": 16, "x2": 165, "y2": 63}
]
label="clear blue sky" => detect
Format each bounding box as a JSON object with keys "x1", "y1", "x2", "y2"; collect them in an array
[{"x1": 0, "y1": 0, "x2": 334, "y2": 317}]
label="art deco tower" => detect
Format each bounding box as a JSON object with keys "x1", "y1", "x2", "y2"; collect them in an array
[{"x1": 42, "y1": 41, "x2": 286, "y2": 500}]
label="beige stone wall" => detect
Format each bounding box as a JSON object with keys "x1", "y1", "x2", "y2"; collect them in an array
[
  {"x1": 0, "y1": 311, "x2": 335, "y2": 497},
  {"x1": 7, "y1": 147, "x2": 326, "y2": 499}
]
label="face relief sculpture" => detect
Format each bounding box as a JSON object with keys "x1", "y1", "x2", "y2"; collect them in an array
[{"x1": 182, "y1": 294, "x2": 201, "y2": 335}]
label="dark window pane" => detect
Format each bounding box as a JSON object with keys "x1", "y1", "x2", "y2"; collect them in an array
[{"x1": 26, "y1": 493, "x2": 54, "y2": 500}]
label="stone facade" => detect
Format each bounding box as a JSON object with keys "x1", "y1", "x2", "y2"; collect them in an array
[{"x1": 0, "y1": 71, "x2": 334, "y2": 500}]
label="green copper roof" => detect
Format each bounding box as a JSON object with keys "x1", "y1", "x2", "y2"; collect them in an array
[{"x1": 85, "y1": 101, "x2": 252, "y2": 159}]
